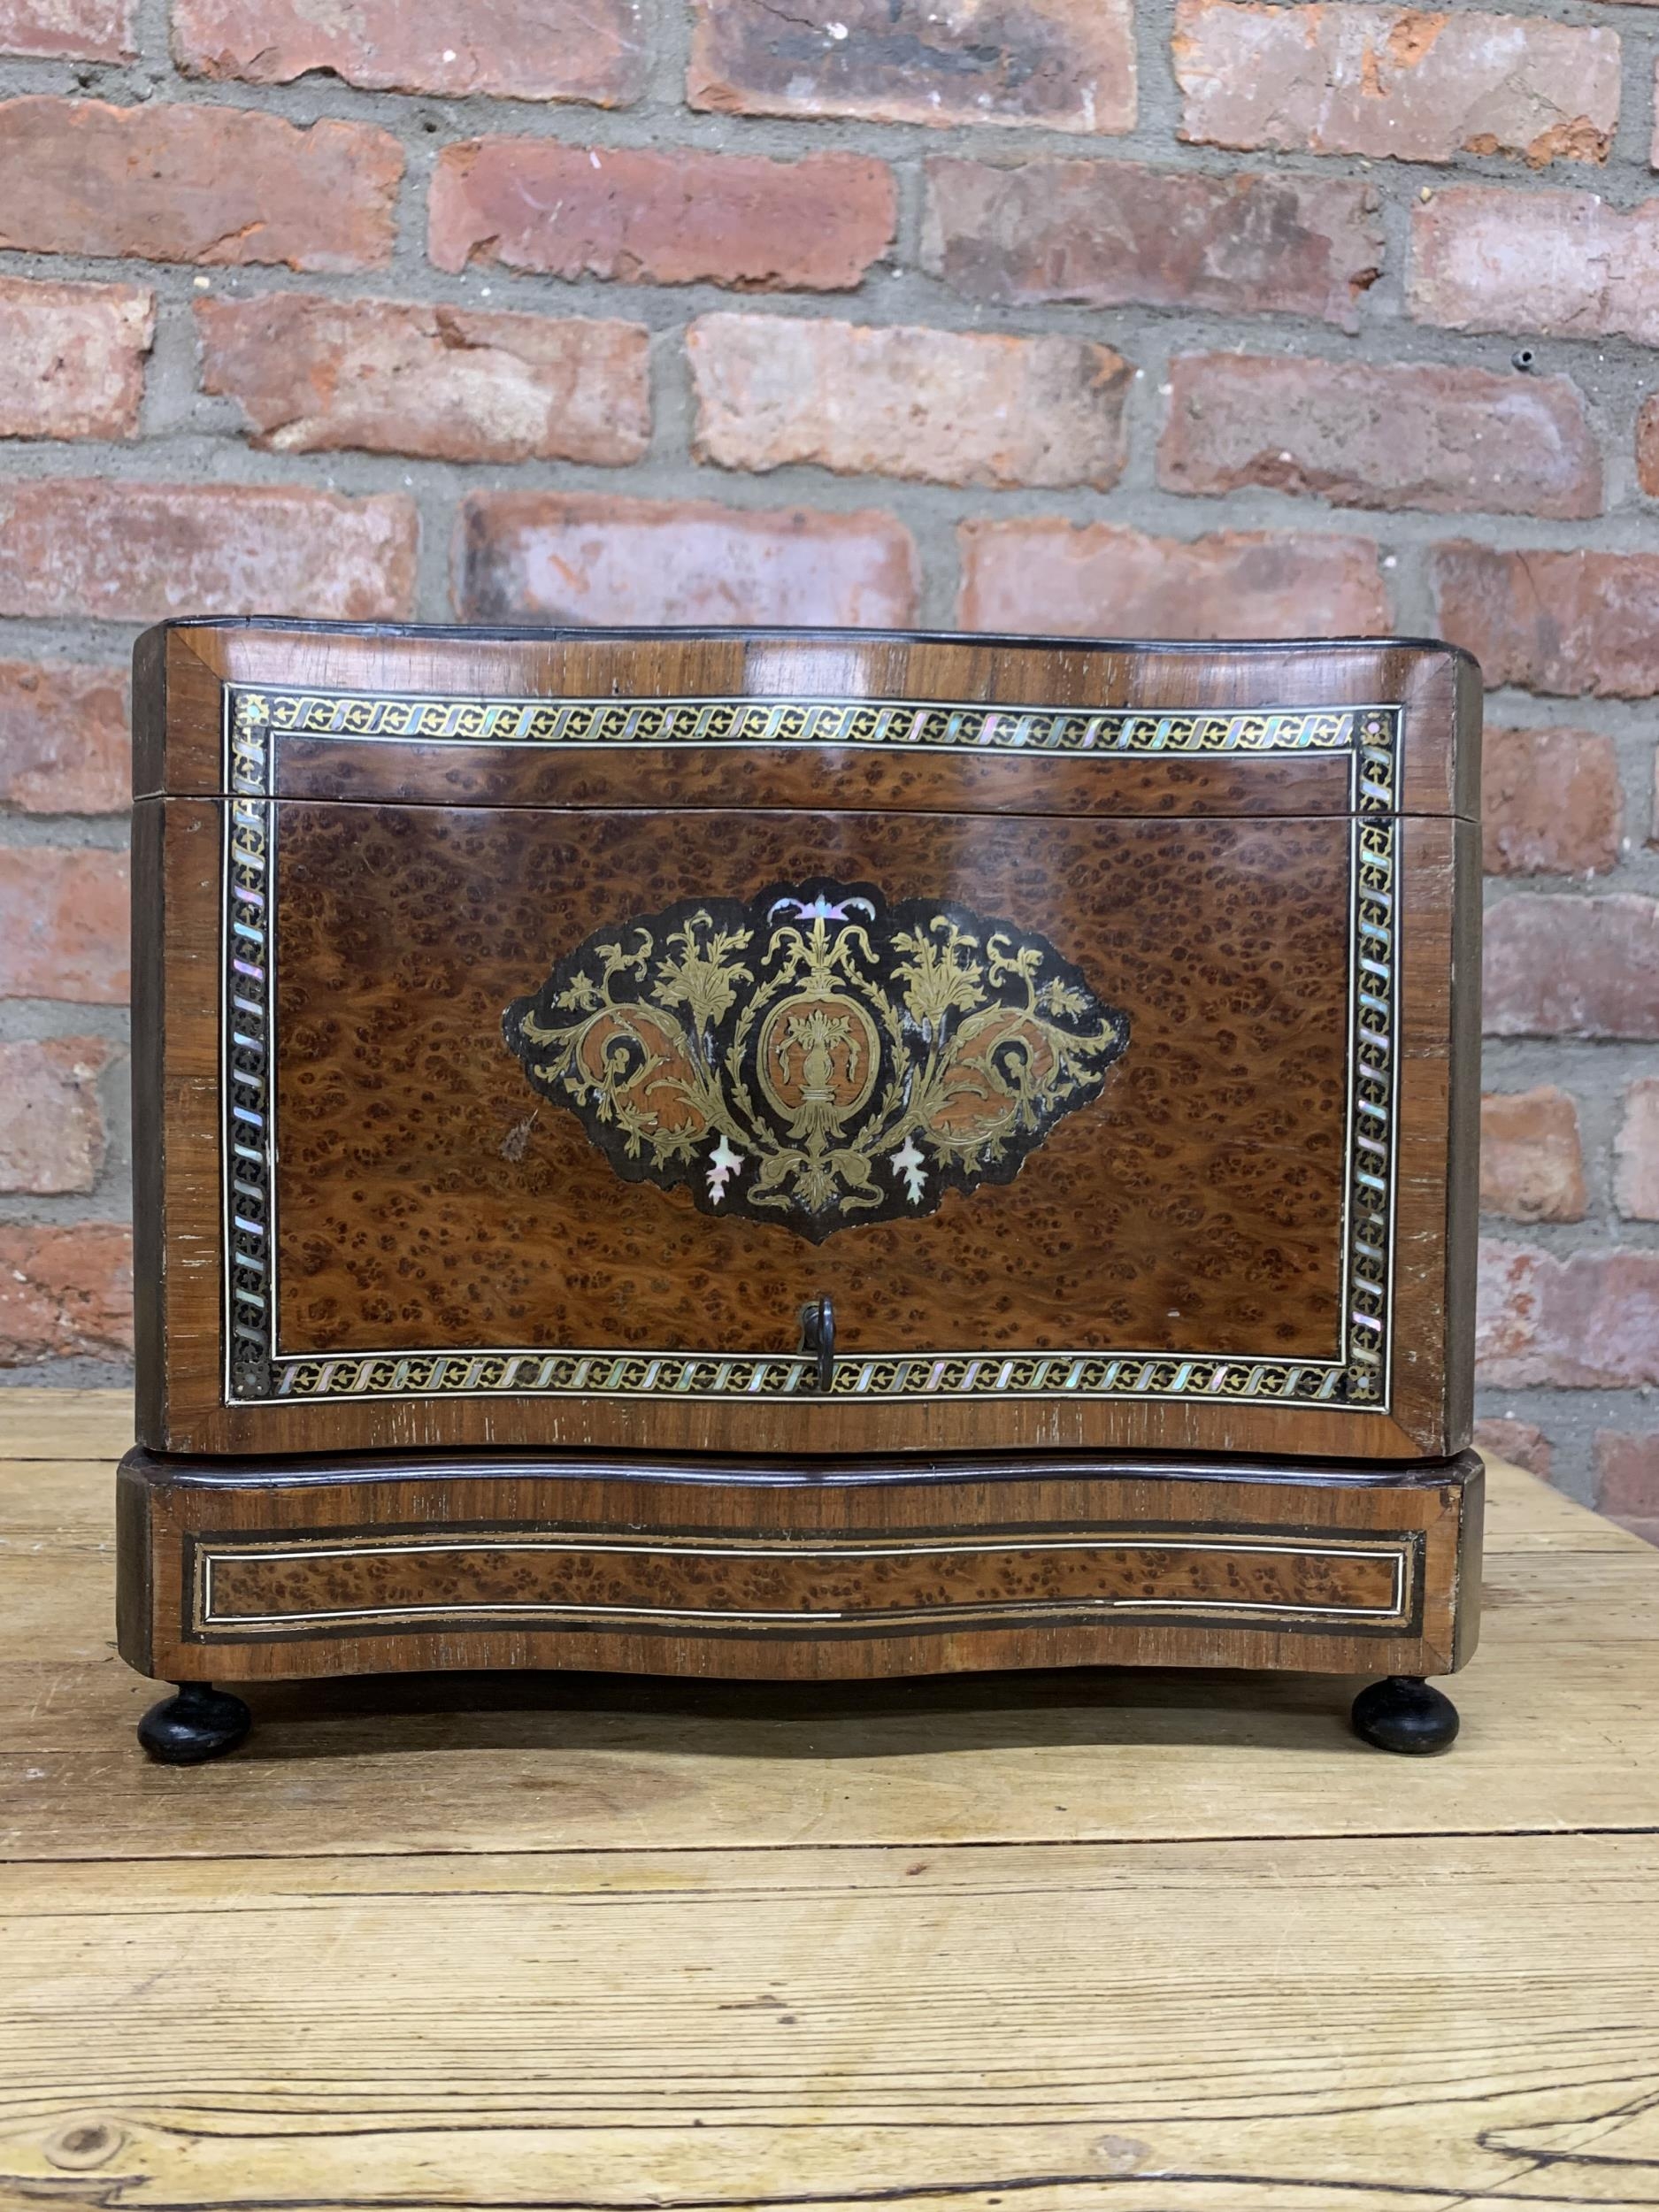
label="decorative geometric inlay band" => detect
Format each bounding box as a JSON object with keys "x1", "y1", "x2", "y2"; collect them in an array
[
  {"x1": 189, "y1": 1523, "x2": 1418, "y2": 1639},
  {"x1": 228, "y1": 688, "x2": 1400, "y2": 811},
  {"x1": 268, "y1": 1348, "x2": 1359, "y2": 1404},
  {"x1": 223, "y1": 712, "x2": 275, "y2": 1402},
  {"x1": 503, "y1": 879, "x2": 1130, "y2": 1239},
  {"x1": 219, "y1": 686, "x2": 1402, "y2": 1410}
]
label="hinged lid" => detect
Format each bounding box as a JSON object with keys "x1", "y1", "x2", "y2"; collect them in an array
[{"x1": 134, "y1": 621, "x2": 1479, "y2": 821}]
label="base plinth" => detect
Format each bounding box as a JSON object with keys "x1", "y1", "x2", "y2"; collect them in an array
[{"x1": 118, "y1": 1444, "x2": 1481, "y2": 1747}]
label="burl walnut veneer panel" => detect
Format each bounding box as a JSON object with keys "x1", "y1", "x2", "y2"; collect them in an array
[{"x1": 273, "y1": 805, "x2": 1351, "y2": 1366}]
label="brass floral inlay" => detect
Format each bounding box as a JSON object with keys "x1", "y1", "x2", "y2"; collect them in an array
[{"x1": 502, "y1": 881, "x2": 1130, "y2": 1240}]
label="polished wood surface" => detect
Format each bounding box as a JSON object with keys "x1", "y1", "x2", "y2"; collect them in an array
[
  {"x1": 275, "y1": 806, "x2": 1352, "y2": 1359},
  {"x1": 117, "y1": 1444, "x2": 1479, "y2": 1685},
  {"x1": 134, "y1": 620, "x2": 1479, "y2": 818},
  {"x1": 5, "y1": 1390, "x2": 1657, "y2": 2212},
  {"x1": 132, "y1": 622, "x2": 1479, "y2": 1464}
]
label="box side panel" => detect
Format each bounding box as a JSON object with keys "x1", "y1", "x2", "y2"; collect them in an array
[
  {"x1": 1441, "y1": 815, "x2": 1483, "y2": 1453},
  {"x1": 114, "y1": 1450, "x2": 156, "y2": 1676},
  {"x1": 1451, "y1": 1451, "x2": 1485, "y2": 1673},
  {"x1": 130, "y1": 798, "x2": 165, "y2": 1450},
  {"x1": 1386, "y1": 814, "x2": 1459, "y2": 1457},
  {"x1": 144, "y1": 799, "x2": 227, "y2": 1454}
]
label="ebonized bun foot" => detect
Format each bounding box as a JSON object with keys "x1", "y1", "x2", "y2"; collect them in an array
[
  {"x1": 1350, "y1": 1674, "x2": 1459, "y2": 1756},
  {"x1": 137, "y1": 1681, "x2": 252, "y2": 1764}
]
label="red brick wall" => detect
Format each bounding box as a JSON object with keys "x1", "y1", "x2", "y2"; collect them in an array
[{"x1": 0, "y1": 0, "x2": 1653, "y2": 1527}]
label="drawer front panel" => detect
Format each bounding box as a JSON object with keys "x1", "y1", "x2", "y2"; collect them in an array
[
  {"x1": 122, "y1": 1450, "x2": 1477, "y2": 1684},
  {"x1": 188, "y1": 1523, "x2": 1419, "y2": 1640}
]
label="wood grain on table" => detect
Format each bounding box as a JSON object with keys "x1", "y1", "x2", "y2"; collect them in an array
[{"x1": 3, "y1": 1388, "x2": 1656, "y2": 2211}]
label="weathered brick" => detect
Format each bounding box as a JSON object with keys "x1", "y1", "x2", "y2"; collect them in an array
[
  {"x1": 457, "y1": 494, "x2": 919, "y2": 628},
  {"x1": 1614, "y1": 1076, "x2": 1659, "y2": 1218},
  {"x1": 1410, "y1": 187, "x2": 1659, "y2": 344},
  {"x1": 0, "y1": 480, "x2": 418, "y2": 623},
  {"x1": 957, "y1": 523, "x2": 1388, "y2": 641},
  {"x1": 0, "y1": 661, "x2": 127, "y2": 816},
  {"x1": 1479, "y1": 1087, "x2": 1586, "y2": 1222},
  {"x1": 923, "y1": 160, "x2": 1382, "y2": 332},
  {"x1": 1633, "y1": 395, "x2": 1659, "y2": 496},
  {"x1": 1594, "y1": 1432, "x2": 1659, "y2": 1540},
  {"x1": 688, "y1": 315, "x2": 1131, "y2": 492},
  {"x1": 198, "y1": 295, "x2": 650, "y2": 467},
  {"x1": 1434, "y1": 543, "x2": 1659, "y2": 697},
  {"x1": 173, "y1": 0, "x2": 644, "y2": 106},
  {"x1": 0, "y1": 1222, "x2": 132, "y2": 1363},
  {"x1": 0, "y1": 277, "x2": 152, "y2": 442},
  {"x1": 688, "y1": 0, "x2": 1134, "y2": 135},
  {"x1": 1485, "y1": 895, "x2": 1659, "y2": 1039},
  {"x1": 0, "y1": 1037, "x2": 112, "y2": 1194},
  {"x1": 1483, "y1": 726, "x2": 1621, "y2": 877},
  {"x1": 1478, "y1": 1240, "x2": 1659, "y2": 1388},
  {"x1": 0, "y1": 97, "x2": 401, "y2": 272},
  {"x1": 0, "y1": 848, "x2": 127, "y2": 1003},
  {"x1": 1471, "y1": 1416, "x2": 1552, "y2": 1478},
  {"x1": 0, "y1": 0, "x2": 129, "y2": 58},
  {"x1": 429, "y1": 142, "x2": 892, "y2": 291},
  {"x1": 1158, "y1": 356, "x2": 1599, "y2": 518},
  {"x1": 1174, "y1": 0, "x2": 1618, "y2": 166}
]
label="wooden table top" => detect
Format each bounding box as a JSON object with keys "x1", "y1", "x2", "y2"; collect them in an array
[{"x1": 3, "y1": 1388, "x2": 1657, "y2": 2210}]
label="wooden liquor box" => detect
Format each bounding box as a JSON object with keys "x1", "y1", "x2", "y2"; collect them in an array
[{"x1": 119, "y1": 621, "x2": 1483, "y2": 1761}]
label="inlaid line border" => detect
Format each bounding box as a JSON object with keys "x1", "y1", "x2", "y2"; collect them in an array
[
  {"x1": 185, "y1": 1521, "x2": 1421, "y2": 1641},
  {"x1": 219, "y1": 686, "x2": 1402, "y2": 1413}
]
